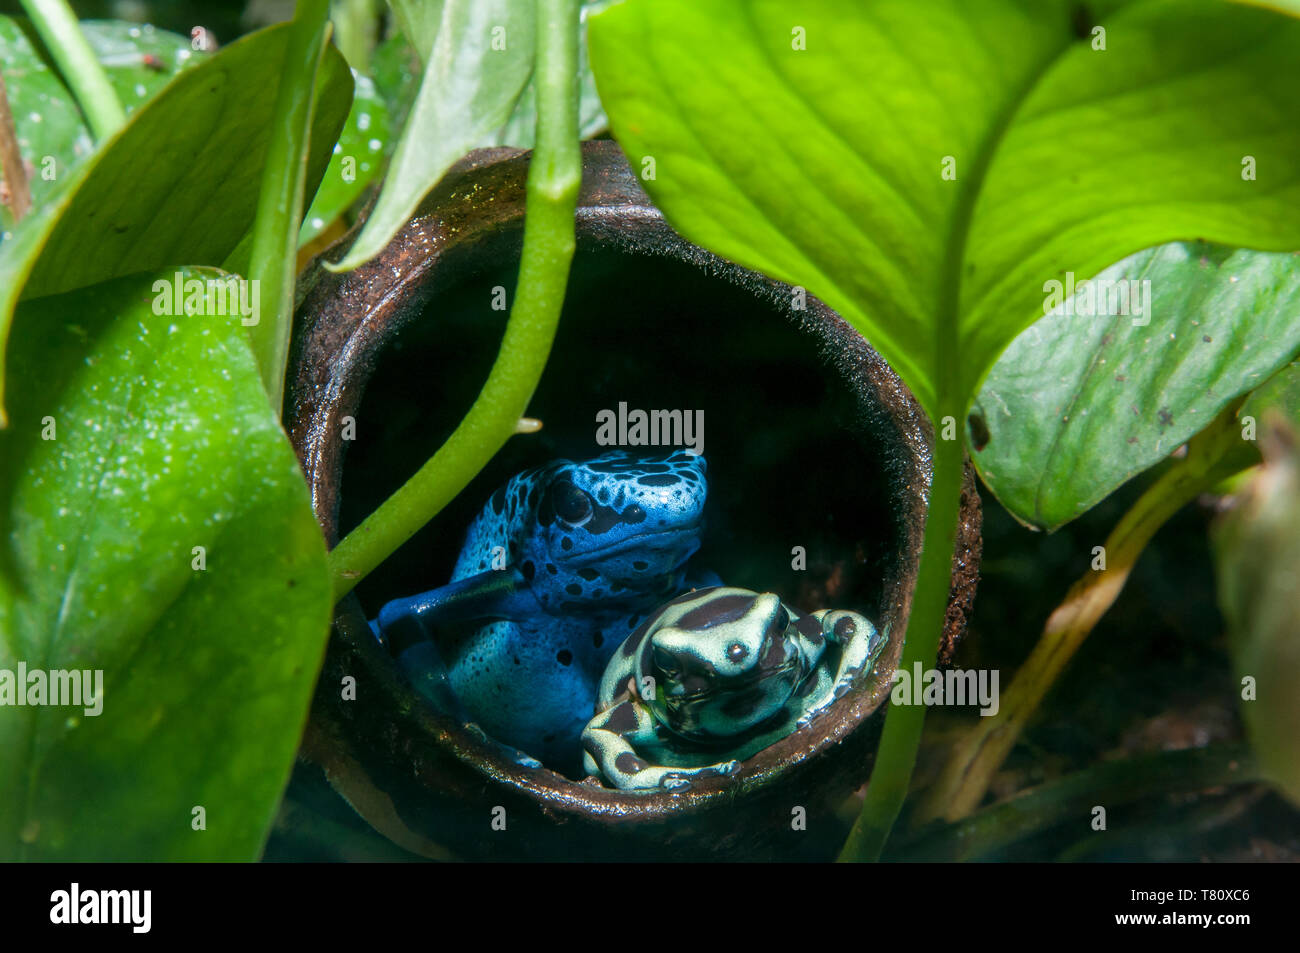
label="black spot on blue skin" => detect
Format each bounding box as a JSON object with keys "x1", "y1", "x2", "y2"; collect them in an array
[
  {"x1": 624, "y1": 504, "x2": 646, "y2": 524},
  {"x1": 566, "y1": 583, "x2": 583, "y2": 596},
  {"x1": 478, "y1": 561, "x2": 486, "y2": 570},
  {"x1": 561, "y1": 537, "x2": 573, "y2": 551},
  {"x1": 556, "y1": 650, "x2": 573, "y2": 666},
  {"x1": 521, "y1": 560, "x2": 535, "y2": 581},
  {"x1": 593, "y1": 632, "x2": 604, "y2": 648},
  {"x1": 537, "y1": 485, "x2": 556, "y2": 526},
  {"x1": 593, "y1": 589, "x2": 603, "y2": 598},
  {"x1": 577, "y1": 568, "x2": 599, "y2": 581},
  {"x1": 513, "y1": 656, "x2": 520, "y2": 665},
  {"x1": 633, "y1": 560, "x2": 649, "y2": 572},
  {"x1": 583, "y1": 503, "x2": 623, "y2": 535},
  {"x1": 546, "y1": 563, "x2": 557, "y2": 574},
  {"x1": 491, "y1": 486, "x2": 506, "y2": 514}
]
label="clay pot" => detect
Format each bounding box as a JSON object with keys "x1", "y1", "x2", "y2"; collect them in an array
[{"x1": 286, "y1": 141, "x2": 981, "y2": 861}]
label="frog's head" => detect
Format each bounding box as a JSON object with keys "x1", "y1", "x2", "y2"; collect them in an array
[
  {"x1": 642, "y1": 587, "x2": 811, "y2": 741},
  {"x1": 521, "y1": 450, "x2": 707, "y2": 609}
]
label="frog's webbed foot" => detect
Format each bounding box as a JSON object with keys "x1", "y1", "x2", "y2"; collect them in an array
[
  {"x1": 656, "y1": 760, "x2": 740, "y2": 791},
  {"x1": 811, "y1": 608, "x2": 885, "y2": 688},
  {"x1": 583, "y1": 699, "x2": 741, "y2": 791},
  {"x1": 464, "y1": 723, "x2": 543, "y2": 770},
  {"x1": 390, "y1": 640, "x2": 464, "y2": 720}
]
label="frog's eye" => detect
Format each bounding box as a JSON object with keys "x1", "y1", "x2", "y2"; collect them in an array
[
  {"x1": 652, "y1": 645, "x2": 679, "y2": 678},
  {"x1": 551, "y1": 480, "x2": 593, "y2": 525}
]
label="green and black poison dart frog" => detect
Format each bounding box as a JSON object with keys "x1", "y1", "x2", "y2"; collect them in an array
[
  {"x1": 371, "y1": 450, "x2": 717, "y2": 770},
  {"x1": 581, "y1": 586, "x2": 884, "y2": 791}
]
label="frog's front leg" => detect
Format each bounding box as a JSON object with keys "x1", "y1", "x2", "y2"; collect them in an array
[
  {"x1": 371, "y1": 568, "x2": 539, "y2": 717},
  {"x1": 582, "y1": 691, "x2": 738, "y2": 791},
  {"x1": 814, "y1": 609, "x2": 885, "y2": 690},
  {"x1": 372, "y1": 568, "x2": 537, "y2": 650}
]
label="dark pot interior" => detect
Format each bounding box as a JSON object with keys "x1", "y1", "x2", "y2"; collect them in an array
[{"x1": 286, "y1": 142, "x2": 981, "y2": 860}]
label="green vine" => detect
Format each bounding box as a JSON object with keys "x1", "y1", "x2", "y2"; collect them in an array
[
  {"x1": 18, "y1": 0, "x2": 124, "y2": 141},
  {"x1": 838, "y1": 424, "x2": 965, "y2": 861},
  {"x1": 327, "y1": 0, "x2": 582, "y2": 600}
]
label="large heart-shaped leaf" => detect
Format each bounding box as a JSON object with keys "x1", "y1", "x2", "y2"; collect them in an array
[
  {"x1": 0, "y1": 269, "x2": 332, "y2": 860},
  {"x1": 970, "y1": 244, "x2": 1300, "y2": 530},
  {"x1": 0, "y1": 17, "x2": 202, "y2": 232},
  {"x1": 589, "y1": 0, "x2": 1300, "y2": 859},
  {"x1": 588, "y1": 0, "x2": 1300, "y2": 425},
  {"x1": 0, "y1": 20, "x2": 353, "y2": 424}
]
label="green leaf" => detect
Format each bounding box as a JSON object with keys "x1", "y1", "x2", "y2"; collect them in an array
[
  {"x1": 330, "y1": 0, "x2": 536, "y2": 271},
  {"x1": 1213, "y1": 417, "x2": 1300, "y2": 809},
  {"x1": 588, "y1": 0, "x2": 1300, "y2": 425},
  {"x1": 300, "y1": 71, "x2": 390, "y2": 244},
  {"x1": 0, "y1": 16, "x2": 202, "y2": 232},
  {"x1": 0, "y1": 269, "x2": 332, "y2": 860},
  {"x1": 492, "y1": 1, "x2": 607, "y2": 146},
  {"x1": 387, "y1": 0, "x2": 445, "y2": 58},
  {"x1": 970, "y1": 244, "x2": 1300, "y2": 530},
  {"x1": 0, "y1": 20, "x2": 353, "y2": 425}
]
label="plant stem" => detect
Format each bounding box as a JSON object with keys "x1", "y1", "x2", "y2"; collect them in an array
[
  {"x1": 327, "y1": 0, "x2": 582, "y2": 600},
  {"x1": 892, "y1": 744, "x2": 1257, "y2": 862},
  {"x1": 330, "y1": 0, "x2": 378, "y2": 72},
  {"x1": 916, "y1": 404, "x2": 1252, "y2": 825},
  {"x1": 0, "y1": 70, "x2": 32, "y2": 221},
  {"x1": 837, "y1": 422, "x2": 966, "y2": 861},
  {"x1": 19, "y1": 0, "x2": 124, "y2": 141},
  {"x1": 246, "y1": 0, "x2": 332, "y2": 411}
]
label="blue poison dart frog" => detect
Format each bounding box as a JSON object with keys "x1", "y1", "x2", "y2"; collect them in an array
[
  {"x1": 582, "y1": 586, "x2": 884, "y2": 791},
  {"x1": 371, "y1": 450, "x2": 716, "y2": 771}
]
